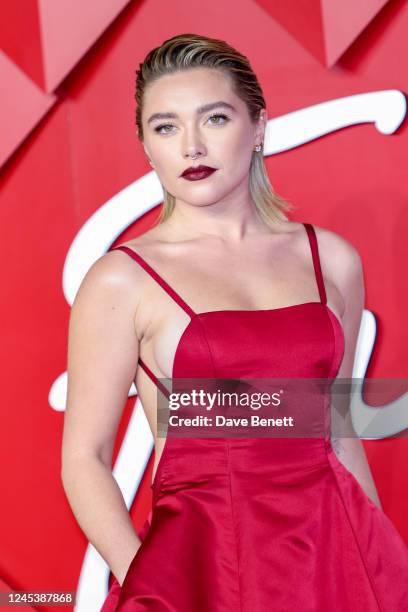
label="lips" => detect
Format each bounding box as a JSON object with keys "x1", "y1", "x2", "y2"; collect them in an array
[{"x1": 180, "y1": 165, "x2": 217, "y2": 181}]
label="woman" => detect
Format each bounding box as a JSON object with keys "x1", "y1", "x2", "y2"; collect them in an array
[{"x1": 61, "y1": 33, "x2": 408, "y2": 611}]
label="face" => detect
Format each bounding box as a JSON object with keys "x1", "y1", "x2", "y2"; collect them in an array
[{"x1": 140, "y1": 67, "x2": 266, "y2": 208}]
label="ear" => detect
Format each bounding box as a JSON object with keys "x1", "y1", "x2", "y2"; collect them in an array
[
  {"x1": 254, "y1": 108, "x2": 267, "y2": 146},
  {"x1": 142, "y1": 143, "x2": 154, "y2": 166}
]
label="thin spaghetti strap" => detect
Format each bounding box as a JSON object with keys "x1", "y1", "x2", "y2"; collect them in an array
[
  {"x1": 303, "y1": 223, "x2": 327, "y2": 305},
  {"x1": 138, "y1": 358, "x2": 171, "y2": 400},
  {"x1": 110, "y1": 245, "x2": 196, "y2": 319}
]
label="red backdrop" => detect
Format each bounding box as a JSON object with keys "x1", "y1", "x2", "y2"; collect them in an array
[{"x1": 0, "y1": 0, "x2": 407, "y2": 610}]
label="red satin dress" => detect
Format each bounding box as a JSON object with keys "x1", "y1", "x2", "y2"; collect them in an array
[{"x1": 101, "y1": 223, "x2": 408, "y2": 611}]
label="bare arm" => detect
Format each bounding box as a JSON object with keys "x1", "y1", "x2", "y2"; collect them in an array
[
  {"x1": 61, "y1": 250, "x2": 144, "y2": 585},
  {"x1": 321, "y1": 229, "x2": 382, "y2": 509}
]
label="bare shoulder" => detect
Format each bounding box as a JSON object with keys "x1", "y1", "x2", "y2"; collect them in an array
[
  {"x1": 313, "y1": 224, "x2": 363, "y2": 280},
  {"x1": 312, "y1": 224, "x2": 365, "y2": 319},
  {"x1": 70, "y1": 248, "x2": 151, "y2": 342},
  {"x1": 76, "y1": 248, "x2": 146, "y2": 298}
]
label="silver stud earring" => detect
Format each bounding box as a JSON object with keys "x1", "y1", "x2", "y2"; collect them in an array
[{"x1": 254, "y1": 143, "x2": 263, "y2": 152}]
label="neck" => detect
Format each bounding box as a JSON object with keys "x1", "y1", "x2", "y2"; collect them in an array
[{"x1": 162, "y1": 188, "x2": 284, "y2": 244}]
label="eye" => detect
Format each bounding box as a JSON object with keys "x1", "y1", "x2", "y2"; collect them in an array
[
  {"x1": 207, "y1": 113, "x2": 229, "y2": 125},
  {"x1": 154, "y1": 123, "x2": 175, "y2": 134},
  {"x1": 153, "y1": 113, "x2": 230, "y2": 135}
]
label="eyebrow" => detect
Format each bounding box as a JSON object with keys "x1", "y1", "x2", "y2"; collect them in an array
[{"x1": 146, "y1": 101, "x2": 237, "y2": 125}]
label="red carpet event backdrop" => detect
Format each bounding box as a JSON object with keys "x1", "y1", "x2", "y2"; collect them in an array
[{"x1": 0, "y1": 0, "x2": 407, "y2": 610}]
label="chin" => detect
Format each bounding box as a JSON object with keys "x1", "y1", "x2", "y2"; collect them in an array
[{"x1": 176, "y1": 189, "x2": 226, "y2": 207}]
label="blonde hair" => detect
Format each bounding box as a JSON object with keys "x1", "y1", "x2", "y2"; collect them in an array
[{"x1": 135, "y1": 33, "x2": 296, "y2": 228}]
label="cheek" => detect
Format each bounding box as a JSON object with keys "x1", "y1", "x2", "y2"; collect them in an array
[
  {"x1": 151, "y1": 146, "x2": 178, "y2": 177},
  {"x1": 217, "y1": 128, "x2": 254, "y2": 161},
  {"x1": 221, "y1": 137, "x2": 254, "y2": 175}
]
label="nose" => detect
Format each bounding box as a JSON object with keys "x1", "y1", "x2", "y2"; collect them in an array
[
  {"x1": 185, "y1": 149, "x2": 202, "y2": 160},
  {"x1": 182, "y1": 127, "x2": 206, "y2": 160}
]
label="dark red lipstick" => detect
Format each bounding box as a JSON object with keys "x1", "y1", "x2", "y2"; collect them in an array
[{"x1": 180, "y1": 165, "x2": 217, "y2": 181}]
